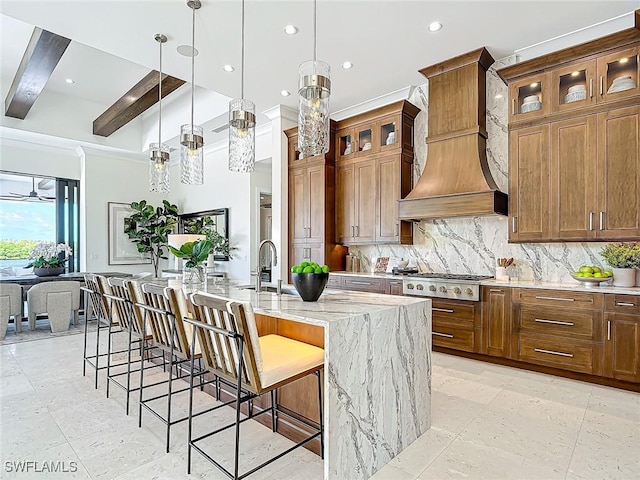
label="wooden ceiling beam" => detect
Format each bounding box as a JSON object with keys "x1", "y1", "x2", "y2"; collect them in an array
[
  {"x1": 4, "y1": 27, "x2": 71, "y2": 119},
  {"x1": 93, "y1": 71, "x2": 185, "y2": 137}
]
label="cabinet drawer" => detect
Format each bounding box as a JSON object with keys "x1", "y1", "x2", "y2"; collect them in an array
[
  {"x1": 431, "y1": 301, "x2": 476, "y2": 326},
  {"x1": 519, "y1": 306, "x2": 602, "y2": 341},
  {"x1": 432, "y1": 320, "x2": 475, "y2": 352},
  {"x1": 513, "y1": 288, "x2": 602, "y2": 310},
  {"x1": 517, "y1": 334, "x2": 600, "y2": 375},
  {"x1": 327, "y1": 275, "x2": 344, "y2": 288},
  {"x1": 341, "y1": 276, "x2": 387, "y2": 293},
  {"x1": 605, "y1": 295, "x2": 640, "y2": 315}
]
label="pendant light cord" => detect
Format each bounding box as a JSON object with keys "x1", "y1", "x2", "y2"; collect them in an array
[
  {"x1": 190, "y1": 3, "x2": 196, "y2": 130},
  {"x1": 313, "y1": 0, "x2": 317, "y2": 61},
  {"x1": 158, "y1": 39, "x2": 162, "y2": 148},
  {"x1": 241, "y1": 0, "x2": 245, "y2": 99}
]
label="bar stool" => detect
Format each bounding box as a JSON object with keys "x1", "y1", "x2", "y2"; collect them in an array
[
  {"x1": 132, "y1": 283, "x2": 216, "y2": 453},
  {"x1": 185, "y1": 291, "x2": 324, "y2": 479}
]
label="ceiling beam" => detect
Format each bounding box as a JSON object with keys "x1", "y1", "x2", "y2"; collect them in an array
[
  {"x1": 93, "y1": 71, "x2": 185, "y2": 137},
  {"x1": 4, "y1": 27, "x2": 71, "y2": 120}
]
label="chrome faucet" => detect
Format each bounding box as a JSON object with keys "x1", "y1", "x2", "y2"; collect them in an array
[{"x1": 256, "y1": 240, "x2": 278, "y2": 292}]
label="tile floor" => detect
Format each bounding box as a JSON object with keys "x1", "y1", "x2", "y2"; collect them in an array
[{"x1": 1, "y1": 331, "x2": 638, "y2": 479}]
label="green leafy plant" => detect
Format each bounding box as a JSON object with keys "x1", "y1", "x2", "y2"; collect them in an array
[
  {"x1": 124, "y1": 200, "x2": 179, "y2": 277},
  {"x1": 28, "y1": 242, "x2": 73, "y2": 269},
  {"x1": 183, "y1": 216, "x2": 234, "y2": 259},
  {"x1": 600, "y1": 242, "x2": 640, "y2": 269},
  {"x1": 168, "y1": 240, "x2": 212, "y2": 268}
]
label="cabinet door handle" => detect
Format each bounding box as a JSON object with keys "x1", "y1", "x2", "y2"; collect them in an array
[
  {"x1": 535, "y1": 296, "x2": 575, "y2": 302},
  {"x1": 356, "y1": 225, "x2": 360, "y2": 237},
  {"x1": 394, "y1": 224, "x2": 399, "y2": 236},
  {"x1": 307, "y1": 226, "x2": 311, "y2": 237},
  {"x1": 535, "y1": 318, "x2": 575, "y2": 326},
  {"x1": 599, "y1": 76, "x2": 603, "y2": 96},
  {"x1": 351, "y1": 226, "x2": 354, "y2": 237},
  {"x1": 349, "y1": 281, "x2": 372, "y2": 286},
  {"x1": 512, "y1": 216, "x2": 517, "y2": 233},
  {"x1": 589, "y1": 78, "x2": 593, "y2": 98},
  {"x1": 589, "y1": 212, "x2": 594, "y2": 231},
  {"x1": 616, "y1": 302, "x2": 636, "y2": 307},
  {"x1": 534, "y1": 348, "x2": 574, "y2": 358},
  {"x1": 511, "y1": 98, "x2": 516, "y2": 115},
  {"x1": 599, "y1": 211, "x2": 604, "y2": 231},
  {"x1": 433, "y1": 332, "x2": 454, "y2": 338},
  {"x1": 433, "y1": 308, "x2": 454, "y2": 313},
  {"x1": 607, "y1": 320, "x2": 611, "y2": 341}
]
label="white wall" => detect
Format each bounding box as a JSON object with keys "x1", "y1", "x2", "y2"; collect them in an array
[{"x1": 0, "y1": 140, "x2": 81, "y2": 179}]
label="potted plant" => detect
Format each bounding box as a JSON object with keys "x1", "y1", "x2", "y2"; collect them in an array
[
  {"x1": 124, "y1": 200, "x2": 179, "y2": 278},
  {"x1": 183, "y1": 216, "x2": 234, "y2": 265},
  {"x1": 169, "y1": 240, "x2": 212, "y2": 284},
  {"x1": 600, "y1": 242, "x2": 639, "y2": 287},
  {"x1": 28, "y1": 242, "x2": 73, "y2": 277}
]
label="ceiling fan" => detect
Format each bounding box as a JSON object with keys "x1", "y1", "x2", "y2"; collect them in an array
[{"x1": 0, "y1": 177, "x2": 55, "y2": 202}]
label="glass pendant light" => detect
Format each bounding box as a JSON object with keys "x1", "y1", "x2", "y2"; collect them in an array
[
  {"x1": 298, "y1": 0, "x2": 331, "y2": 157},
  {"x1": 180, "y1": 0, "x2": 204, "y2": 185},
  {"x1": 228, "y1": 0, "x2": 255, "y2": 173},
  {"x1": 149, "y1": 34, "x2": 170, "y2": 193}
]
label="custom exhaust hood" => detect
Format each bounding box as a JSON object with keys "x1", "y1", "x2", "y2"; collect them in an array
[{"x1": 398, "y1": 47, "x2": 508, "y2": 221}]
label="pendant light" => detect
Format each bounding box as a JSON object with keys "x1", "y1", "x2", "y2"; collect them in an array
[
  {"x1": 228, "y1": 0, "x2": 255, "y2": 173},
  {"x1": 180, "y1": 0, "x2": 204, "y2": 185},
  {"x1": 149, "y1": 34, "x2": 170, "y2": 193},
  {"x1": 298, "y1": 0, "x2": 331, "y2": 156}
]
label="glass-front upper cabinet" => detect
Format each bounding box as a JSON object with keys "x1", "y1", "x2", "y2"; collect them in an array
[
  {"x1": 355, "y1": 125, "x2": 375, "y2": 157},
  {"x1": 288, "y1": 136, "x2": 303, "y2": 166},
  {"x1": 552, "y1": 61, "x2": 597, "y2": 112},
  {"x1": 508, "y1": 73, "x2": 550, "y2": 123},
  {"x1": 336, "y1": 128, "x2": 355, "y2": 161},
  {"x1": 597, "y1": 46, "x2": 640, "y2": 102},
  {"x1": 378, "y1": 116, "x2": 399, "y2": 153}
]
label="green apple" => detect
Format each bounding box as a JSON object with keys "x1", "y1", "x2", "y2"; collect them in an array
[
  {"x1": 579, "y1": 266, "x2": 594, "y2": 274},
  {"x1": 593, "y1": 272, "x2": 603, "y2": 278},
  {"x1": 591, "y1": 266, "x2": 602, "y2": 273},
  {"x1": 574, "y1": 272, "x2": 584, "y2": 277},
  {"x1": 582, "y1": 272, "x2": 594, "y2": 277},
  {"x1": 603, "y1": 270, "x2": 613, "y2": 277}
]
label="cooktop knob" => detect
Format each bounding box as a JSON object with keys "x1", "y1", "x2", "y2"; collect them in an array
[
  {"x1": 465, "y1": 288, "x2": 473, "y2": 295},
  {"x1": 453, "y1": 287, "x2": 461, "y2": 294},
  {"x1": 428, "y1": 285, "x2": 437, "y2": 292},
  {"x1": 407, "y1": 283, "x2": 414, "y2": 289},
  {"x1": 416, "y1": 284, "x2": 424, "y2": 291},
  {"x1": 439, "y1": 286, "x2": 447, "y2": 293}
]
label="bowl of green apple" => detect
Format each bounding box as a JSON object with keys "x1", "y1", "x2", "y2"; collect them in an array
[
  {"x1": 571, "y1": 265, "x2": 613, "y2": 288},
  {"x1": 290, "y1": 261, "x2": 330, "y2": 301}
]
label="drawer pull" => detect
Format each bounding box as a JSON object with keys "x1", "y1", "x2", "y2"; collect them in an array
[
  {"x1": 607, "y1": 320, "x2": 611, "y2": 341},
  {"x1": 534, "y1": 348, "x2": 574, "y2": 358},
  {"x1": 489, "y1": 289, "x2": 503, "y2": 292},
  {"x1": 433, "y1": 332, "x2": 454, "y2": 338},
  {"x1": 349, "y1": 281, "x2": 372, "y2": 286},
  {"x1": 433, "y1": 308, "x2": 454, "y2": 313},
  {"x1": 534, "y1": 318, "x2": 574, "y2": 327},
  {"x1": 534, "y1": 296, "x2": 575, "y2": 302},
  {"x1": 615, "y1": 302, "x2": 636, "y2": 307}
]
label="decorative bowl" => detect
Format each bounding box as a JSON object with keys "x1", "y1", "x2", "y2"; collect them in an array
[
  {"x1": 522, "y1": 94, "x2": 540, "y2": 104},
  {"x1": 567, "y1": 84, "x2": 586, "y2": 93},
  {"x1": 607, "y1": 81, "x2": 636, "y2": 94},
  {"x1": 291, "y1": 272, "x2": 329, "y2": 301},
  {"x1": 520, "y1": 101, "x2": 542, "y2": 113},
  {"x1": 362, "y1": 142, "x2": 372, "y2": 151},
  {"x1": 565, "y1": 90, "x2": 587, "y2": 103},
  {"x1": 571, "y1": 274, "x2": 613, "y2": 288},
  {"x1": 612, "y1": 75, "x2": 632, "y2": 84}
]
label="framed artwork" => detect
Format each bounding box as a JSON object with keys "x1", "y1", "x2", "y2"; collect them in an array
[
  {"x1": 108, "y1": 202, "x2": 150, "y2": 265},
  {"x1": 374, "y1": 257, "x2": 389, "y2": 273}
]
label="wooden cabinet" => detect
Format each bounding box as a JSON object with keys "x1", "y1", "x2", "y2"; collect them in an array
[
  {"x1": 286, "y1": 125, "x2": 345, "y2": 277},
  {"x1": 499, "y1": 27, "x2": 640, "y2": 243},
  {"x1": 509, "y1": 125, "x2": 550, "y2": 241},
  {"x1": 481, "y1": 286, "x2": 511, "y2": 358},
  {"x1": 431, "y1": 299, "x2": 481, "y2": 353},
  {"x1": 604, "y1": 294, "x2": 640, "y2": 383},
  {"x1": 334, "y1": 100, "x2": 418, "y2": 246},
  {"x1": 388, "y1": 279, "x2": 403, "y2": 296},
  {"x1": 597, "y1": 105, "x2": 640, "y2": 238}
]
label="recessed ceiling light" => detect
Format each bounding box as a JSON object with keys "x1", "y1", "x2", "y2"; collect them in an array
[
  {"x1": 428, "y1": 22, "x2": 442, "y2": 32},
  {"x1": 280, "y1": 90, "x2": 291, "y2": 97},
  {"x1": 284, "y1": 25, "x2": 298, "y2": 35},
  {"x1": 223, "y1": 64, "x2": 235, "y2": 72},
  {"x1": 494, "y1": 94, "x2": 503, "y2": 99},
  {"x1": 342, "y1": 61, "x2": 353, "y2": 69},
  {"x1": 65, "y1": 78, "x2": 75, "y2": 84},
  {"x1": 177, "y1": 45, "x2": 198, "y2": 57}
]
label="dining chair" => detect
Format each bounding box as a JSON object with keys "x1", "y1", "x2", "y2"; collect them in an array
[
  {"x1": 0, "y1": 284, "x2": 23, "y2": 339},
  {"x1": 26, "y1": 281, "x2": 80, "y2": 333},
  {"x1": 185, "y1": 291, "x2": 325, "y2": 479},
  {"x1": 132, "y1": 283, "x2": 215, "y2": 453}
]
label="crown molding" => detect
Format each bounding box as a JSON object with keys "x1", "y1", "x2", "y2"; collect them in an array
[
  {"x1": 331, "y1": 86, "x2": 414, "y2": 121},
  {"x1": 262, "y1": 105, "x2": 298, "y2": 123}
]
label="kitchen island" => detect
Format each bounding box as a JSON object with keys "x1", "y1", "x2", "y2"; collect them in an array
[{"x1": 175, "y1": 279, "x2": 432, "y2": 480}]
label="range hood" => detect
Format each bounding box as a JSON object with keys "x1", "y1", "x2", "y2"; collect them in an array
[{"x1": 398, "y1": 47, "x2": 508, "y2": 221}]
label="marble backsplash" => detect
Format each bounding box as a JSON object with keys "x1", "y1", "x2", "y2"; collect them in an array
[{"x1": 351, "y1": 56, "x2": 610, "y2": 283}]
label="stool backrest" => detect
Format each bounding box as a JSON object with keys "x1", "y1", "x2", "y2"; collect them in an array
[
  {"x1": 83, "y1": 274, "x2": 111, "y2": 321},
  {"x1": 107, "y1": 278, "x2": 144, "y2": 336},
  {"x1": 188, "y1": 292, "x2": 263, "y2": 394},
  {"x1": 134, "y1": 283, "x2": 191, "y2": 358}
]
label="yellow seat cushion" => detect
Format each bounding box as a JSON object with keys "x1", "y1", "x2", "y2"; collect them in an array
[{"x1": 258, "y1": 334, "x2": 324, "y2": 389}]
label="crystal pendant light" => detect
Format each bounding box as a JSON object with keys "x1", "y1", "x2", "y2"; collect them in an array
[
  {"x1": 228, "y1": 0, "x2": 255, "y2": 173},
  {"x1": 149, "y1": 34, "x2": 170, "y2": 193},
  {"x1": 180, "y1": 0, "x2": 204, "y2": 185},
  {"x1": 298, "y1": 0, "x2": 331, "y2": 156}
]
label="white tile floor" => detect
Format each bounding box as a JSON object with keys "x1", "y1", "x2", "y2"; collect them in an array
[{"x1": 1, "y1": 332, "x2": 639, "y2": 479}]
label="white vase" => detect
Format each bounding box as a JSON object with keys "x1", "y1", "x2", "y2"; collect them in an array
[{"x1": 612, "y1": 268, "x2": 636, "y2": 287}]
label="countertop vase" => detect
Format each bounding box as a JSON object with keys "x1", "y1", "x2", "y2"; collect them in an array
[
  {"x1": 611, "y1": 268, "x2": 636, "y2": 287},
  {"x1": 183, "y1": 265, "x2": 206, "y2": 285},
  {"x1": 33, "y1": 267, "x2": 64, "y2": 277},
  {"x1": 291, "y1": 272, "x2": 329, "y2": 301}
]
